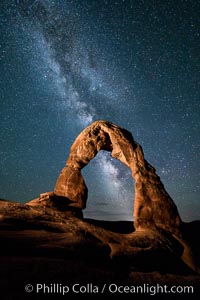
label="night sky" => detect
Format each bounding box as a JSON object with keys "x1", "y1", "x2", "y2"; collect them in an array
[{"x1": 1, "y1": 0, "x2": 199, "y2": 221}]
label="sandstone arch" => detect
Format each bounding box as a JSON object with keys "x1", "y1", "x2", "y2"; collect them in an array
[{"x1": 54, "y1": 120, "x2": 182, "y2": 234}]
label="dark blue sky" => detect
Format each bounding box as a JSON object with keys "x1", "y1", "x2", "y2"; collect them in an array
[{"x1": 1, "y1": 0, "x2": 199, "y2": 221}]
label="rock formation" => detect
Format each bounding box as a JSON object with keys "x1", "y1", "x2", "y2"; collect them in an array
[
  {"x1": 0, "y1": 119, "x2": 199, "y2": 292},
  {"x1": 54, "y1": 120, "x2": 181, "y2": 234}
]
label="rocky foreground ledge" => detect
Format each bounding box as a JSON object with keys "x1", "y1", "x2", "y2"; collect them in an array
[{"x1": 0, "y1": 196, "x2": 200, "y2": 299}]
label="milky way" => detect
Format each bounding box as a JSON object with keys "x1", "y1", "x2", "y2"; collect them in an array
[{"x1": 1, "y1": 0, "x2": 200, "y2": 221}]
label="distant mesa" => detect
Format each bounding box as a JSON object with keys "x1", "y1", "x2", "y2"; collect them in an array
[{"x1": 0, "y1": 120, "x2": 199, "y2": 278}]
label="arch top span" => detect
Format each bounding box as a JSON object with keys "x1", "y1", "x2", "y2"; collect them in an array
[
  {"x1": 54, "y1": 120, "x2": 181, "y2": 233},
  {"x1": 66, "y1": 120, "x2": 138, "y2": 170}
]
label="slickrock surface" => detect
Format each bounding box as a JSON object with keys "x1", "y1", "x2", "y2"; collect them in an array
[{"x1": 0, "y1": 198, "x2": 200, "y2": 298}]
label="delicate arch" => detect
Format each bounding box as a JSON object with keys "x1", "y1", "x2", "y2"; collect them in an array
[{"x1": 54, "y1": 120, "x2": 181, "y2": 233}]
